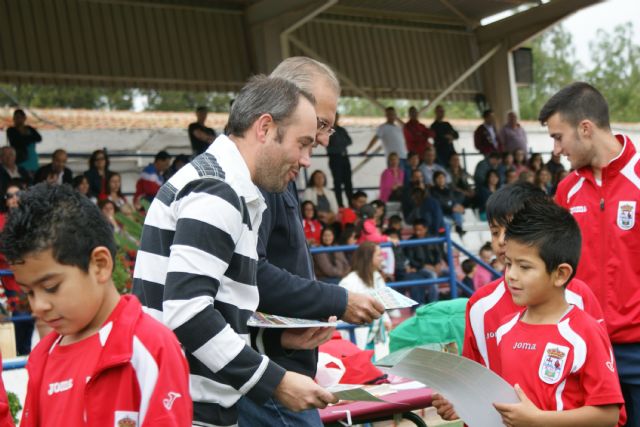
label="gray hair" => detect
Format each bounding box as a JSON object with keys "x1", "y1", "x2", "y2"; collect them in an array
[
  {"x1": 227, "y1": 75, "x2": 316, "y2": 138},
  {"x1": 270, "y1": 56, "x2": 341, "y2": 95}
]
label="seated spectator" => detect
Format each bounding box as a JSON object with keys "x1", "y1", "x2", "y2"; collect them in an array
[
  {"x1": 474, "y1": 109, "x2": 502, "y2": 156},
  {"x1": 340, "y1": 190, "x2": 367, "y2": 227},
  {"x1": 527, "y1": 152, "x2": 543, "y2": 174},
  {"x1": 431, "y1": 171, "x2": 465, "y2": 236},
  {"x1": 313, "y1": 227, "x2": 350, "y2": 284},
  {"x1": 188, "y1": 106, "x2": 216, "y2": 156},
  {"x1": 473, "y1": 242, "x2": 494, "y2": 290},
  {"x1": 497, "y1": 151, "x2": 515, "y2": 184},
  {"x1": 403, "y1": 219, "x2": 445, "y2": 305},
  {"x1": 403, "y1": 184, "x2": 445, "y2": 237},
  {"x1": 72, "y1": 175, "x2": 95, "y2": 202},
  {"x1": 34, "y1": 149, "x2": 73, "y2": 185},
  {"x1": 303, "y1": 169, "x2": 338, "y2": 224},
  {"x1": 84, "y1": 149, "x2": 113, "y2": 199},
  {"x1": 103, "y1": 172, "x2": 136, "y2": 212},
  {"x1": 134, "y1": 150, "x2": 172, "y2": 204},
  {"x1": 356, "y1": 204, "x2": 398, "y2": 245},
  {"x1": 338, "y1": 223, "x2": 357, "y2": 263},
  {"x1": 386, "y1": 214, "x2": 403, "y2": 236},
  {"x1": 301, "y1": 200, "x2": 322, "y2": 246},
  {"x1": 446, "y1": 153, "x2": 475, "y2": 207},
  {"x1": 403, "y1": 151, "x2": 421, "y2": 186},
  {"x1": 379, "y1": 152, "x2": 404, "y2": 202},
  {"x1": 546, "y1": 152, "x2": 566, "y2": 184},
  {"x1": 505, "y1": 169, "x2": 518, "y2": 185},
  {"x1": 164, "y1": 153, "x2": 191, "y2": 181},
  {"x1": 473, "y1": 151, "x2": 501, "y2": 189},
  {"x1": 371, "y1": 199, "x2": 386, "y2": 230},
  {"x1": 535, "y1": 167, "x2": 553, "y2": 195},
  {"x1": 339, "y1": 242, "x2": 392, "y2": 351},
  {"x1": 419, "y1": 146, "x2": 450, "y2": 187},
  {"x1": 518, "y1": 170, "x2": 535, "y2": 184},
  {"x1": 512, "y1": 148, "x2": 528, "y2": 174},
  {"x1": 98, "y1": 199, "x2": 140, "y2": 248},
  {"x1": 0, "y1": 146, "x2": 30, "y2": 194},
  {"x1": 476, "y1": 169, "x2": 500, "y2": 221},
  {"x1": 461, "y1": 258, "x2": 476, "y2": 296}
]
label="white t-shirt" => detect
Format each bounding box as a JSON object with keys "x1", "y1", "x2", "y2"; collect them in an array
[{"x1": 376, "y1": 123, "x2": 407, "y2": 159}]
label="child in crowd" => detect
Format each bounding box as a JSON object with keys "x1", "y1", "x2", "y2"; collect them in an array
[
  {"x1": 492, "y1": 201, "x2": 624, "y2": 425},
  {"x1": 339, "y1": 242, "x2": 392, "y2": 353},
  {"x1": 461, "y1": 258, "x2": 476, "y2": 292},
  {"x1": 301, "y1": 200, "x2": 322, "y2": 246},
  {"x1": 0, "y1": 184, "x2": 192, "y2": 426},
  {"x1": 403, "y1": 219, "x2": 443, "y2": 305},
  {"x1": 356, "y1": 204, "x2": 398, "y2": 245},
  {"x1": 473, "y1": 242, "x2": 494, "y2": 290},
  {"x1": 313, "y1": 227, "x2": 350, "y2": 284},
  {"x1": 432, "y1": 182, "x2": 604, "y2": 422}
]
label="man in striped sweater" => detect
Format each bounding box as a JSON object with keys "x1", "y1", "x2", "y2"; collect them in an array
[{"x1": 132, "y1": 75, "x2": 337, "y2": 427}]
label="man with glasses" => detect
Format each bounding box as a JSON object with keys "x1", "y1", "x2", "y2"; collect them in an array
[{"x1": 238, "y1": 57, "x2": 385, "y2": 427}]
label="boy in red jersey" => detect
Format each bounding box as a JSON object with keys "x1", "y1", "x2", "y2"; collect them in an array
[
  {"x1": 493, "y1": 200, "x2": 623, "y2": 426},
  {"x1": 433, "y1": 182, "x2": 603, "y2": 421},
  {"x1": 0, "y1": 184, "x2": 192, "y2": 427}
]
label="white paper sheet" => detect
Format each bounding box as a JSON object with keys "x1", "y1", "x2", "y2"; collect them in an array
[
  {"x1": 380, "y1": 348, "x2": 519, "y2": 427},
  {"x1": 247, "y1": 312, "x2": 338, "y2": 328},
  {"x1": 369, "y1": 287, "x2": 418, "y2": 310}
]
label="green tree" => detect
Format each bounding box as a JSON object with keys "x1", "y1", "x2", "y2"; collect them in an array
[
  {"x1": 0, "y1": 84, "x2": 135, "y2": 110},
  {"x1": 141, "y1": 90, "x2": 233, "y2": 112},
  {"x1": 585, "y1": 22, "x2": 640, "y2": 123},
  {"x1": 518, "y1": 24, "x2": 581, "y2": 120}
]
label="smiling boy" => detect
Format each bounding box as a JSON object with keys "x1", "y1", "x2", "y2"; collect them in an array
[
  {"x1": 493, "y1": 201, "x2": 624, "y2": 426},
  {"x1": 0, "y1": 184, "x2": 192, "y2": 426}
]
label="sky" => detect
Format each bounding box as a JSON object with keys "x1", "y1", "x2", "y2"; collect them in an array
[{"x1": 550, "y1": 0, "x2": 639, "y2": 67}]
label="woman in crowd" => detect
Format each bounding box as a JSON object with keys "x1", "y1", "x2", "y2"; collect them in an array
[
  {"x1": 301, "y1": 200, "x2": 322, "y2": 246},
  {"x1": 446, "y1": 153, "x2": 475, "y2": 207},
  {"x1": 379, "y1": 152, "x2": 404, "y2": 202},
  {"x1": 303, "y1": 170, "x2": 338, "y2": 224},
  {"x1": 513, "y1": 149, "x2": 528, "y2": 176},
  {"x1": 104, "y1": 172, "x2": 136, "y2": 212},
  {"x1": 72, "y1": 175, "x2": 95, "y2": 203},
  {"x1": 535, "y1": 167, "x2": 553, "y2": 195},
  {"x1": 313, "y1": 227, "x2": 350, "y2": 284},
  {"x1": 339, "y1": 242, "x2": 392, "y2": 353},
  {"x1": 527, "y1": 152, "x2": 543, "y2": 174},
  {"x1": 476, "y1": 169, "x2": 500, "y2": 221},
  {"x1": 84, "y1": 149, "x2": 113, "y2": 199},
  {"x1": 431, "y1": 170, "x2": 466, "y2": 236}
]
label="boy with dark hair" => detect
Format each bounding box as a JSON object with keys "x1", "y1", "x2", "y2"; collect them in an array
[
  {"x1": 433, "y1": 182, "x2": 603, "y2": 421},
  {"x1": 493, "y1": 201, "x2": 624, "y2": 426},
  {"x1": 0, "y1": 184, "x2": 192, "y2": 426}
]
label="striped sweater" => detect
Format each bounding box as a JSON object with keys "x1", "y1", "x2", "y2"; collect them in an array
[{"x1": 132, "y1": 135, "x2": 286, "y2": 427}]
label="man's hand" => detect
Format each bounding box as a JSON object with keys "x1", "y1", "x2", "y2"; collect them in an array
[
  {"x1": 431, "y1": 393, "x2": 459, "y2": 421},
  {"x1": 274, "y1": 371, "x2": 338, "y2": 411},
  {"x1": 281, "y1": 318, "x2": 337, "y2": 350},
  {"x1": 342, "y1": 291, "x2": 385, "y2": 324},
  {"x1": 493, "y1": 384, "x2": 542, "y2": 427}
]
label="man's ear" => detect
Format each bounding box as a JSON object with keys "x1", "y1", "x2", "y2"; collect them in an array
[
  {"x1": 253, "y1": 113, "x2": 274, "y2": 144},
  {"x1": 90, "y1": 246, "x2": 113, "y2": 284},
  {"x1": 553, "y1": 263, "x2": 573, "y2": 288},
  {"x1": 578, "y1": 119, "x2": 594, "y2": 138}
]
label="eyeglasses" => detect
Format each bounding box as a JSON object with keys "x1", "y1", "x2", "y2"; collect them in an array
[
  {"x1": 4, "y1": 192, "x2": 21, "y2": 200},
  {"x1": 317, "y1": 117, "x2": 336, "y2": 136}
]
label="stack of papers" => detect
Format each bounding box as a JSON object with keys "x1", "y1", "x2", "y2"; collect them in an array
[
  {"x1": 247, "y1": 312, "x2": 338, "y2": 328},
  {"x1": 369, "y1": 287, "x2": 418, "y2": 310}
]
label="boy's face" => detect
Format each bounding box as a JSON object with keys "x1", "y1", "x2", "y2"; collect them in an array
[
  {"x1": 489, "y1": 221, "x2": 507, "y2": 263},
  {"x1": 12, "y1": 248, "x2": 112, "y2": 343},
  {"x1": 413, "y1": 224, "x2": 427, "y2": 238},
  {"x1": 504, "y1": 239, "x2": 560, "y2": 307}
]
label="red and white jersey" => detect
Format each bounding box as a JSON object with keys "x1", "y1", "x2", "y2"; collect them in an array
[
  {"x1": 555, "y1": 135, "x2": 640, "y2": 344},
  {"x1": 495, "y1": 307, "x2": 625, "y2": 425},
  {"x1": 462, "y1": 276, "x2": 603, "y2": 370}
]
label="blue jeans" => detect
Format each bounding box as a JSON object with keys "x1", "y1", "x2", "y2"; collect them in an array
[
  {"x1": 613, "y1": 343, "x2": 640, "y2": 427},
  {"x1": 237, "y1": 396, "x2": 322, "y2": 427}
]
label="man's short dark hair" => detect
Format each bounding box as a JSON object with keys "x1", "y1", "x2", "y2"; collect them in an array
[
  {"x1": 505, "y1": 200, "x2": 581, "y2": 284},
  {"x1": 412, "y1": 218, "x2": 428, "y2": 228},
  {"x1": 538, "y1": 82, "x2": 610, "y2": 129},
  {"x1": 0, "y1": 184, "x2": 117, "y2": 272},
  {"x1": 226, "y1": 75, "x2": 315, "y2": 138},
  {"x1": 482, "y1": 109, "x2": 493, "y2": 119},
  {"x1": 352, "y1": 190, "x2": 367, "y2": 200},
  {"x1": 462, "y1": 258, "x2": 476, "y2": 274},
  {"x1": 486, "y1": 182, "x2": 548, "y2": 228},
  {"x1": 13, "y1": 109, "x2": 25, "y2": 117},
  {"x1": 196, "y1": 106, "x2": 208, "y2": 113},
  {"x1": 155, "y1": 150, "x2": 171, "y2": 162}
]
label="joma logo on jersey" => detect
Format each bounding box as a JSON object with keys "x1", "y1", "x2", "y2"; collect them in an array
[
  {"x1": 485, "y1": 331, "x2": 496, "y2": 339},
  {"x1": 512, "y1": 342, "x2": 536, "y2": 350},
  {"x1": 48, "y1": 379, "x2": 73, "y2": 395},
  {"x1": 570, "y1": 205, "x2": 587, "y2": 214}
]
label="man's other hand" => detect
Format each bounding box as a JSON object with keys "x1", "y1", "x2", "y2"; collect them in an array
[
  {"x1": 274, "y1": 371, "x2": 338, "y2": 411},
  {"x1": 342, "y1": 292, "x2": 384, "y2": 324}
]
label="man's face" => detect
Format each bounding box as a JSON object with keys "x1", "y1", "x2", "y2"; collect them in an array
[
  {"x1": 413, "y1": 224, "x2": 427, "y2": 238},
  {"x1": 409, "y1": 107, "x2": 418, "y2": 120},
  {"x1": 547, "y1": 113, "x2": 592, "y2": 170},
  {"x1": 255, "y1": 96, "x2": 316, "y2": 193},
  {"x1": 52, "y1": 152, "x2": 67, "y2": 173},
  {"x1": 13, "y1": 113, "x2": 25, "y2": 127},
  {"x1": 424, "y1": 149, "x2": 436, "y2": 164},
  {"x1": 484, "y1": 112, "x2": 495, "y2": 126},
  {"x1": 196, "y1": 110, "x2": 207, "y2": 123},
  {"x1": 155, "y1": 159, "x2": 171, "y2": 174},
  {"x1": 311, "y1": 81, "x2": 338, "y2": 148},
  {"x1": 385, "y1": 108, "x2": 396, "y2": 123},
  {"x1": 1, "y1": 148, "x2": 16, "y2": 166},
  {"x1": 435, "y1": 106, "x2": 444, "y2": 121},
  {"x1": 507, "y1": 112, "x2": 517, "y2": 126},
  {"x1": 352, "y1": 195, "x2": 367, "y2": 211}
]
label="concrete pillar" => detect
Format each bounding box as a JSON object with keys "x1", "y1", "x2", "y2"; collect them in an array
[{"x1": 479, "y1": 44, "x2": 518, "y2": 128}]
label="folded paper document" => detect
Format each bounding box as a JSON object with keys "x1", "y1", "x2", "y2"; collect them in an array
[{"x1": 247, "y1": 312, "x2": 338, "y2": 328}]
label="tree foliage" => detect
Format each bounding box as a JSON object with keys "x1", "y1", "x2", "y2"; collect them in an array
[{"x1": 0, "y1": 84, "x2": 135, "y2": 110}]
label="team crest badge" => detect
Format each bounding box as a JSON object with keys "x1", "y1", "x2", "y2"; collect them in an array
[
  {"x1": 539, "y1": 343, "x2": 570, "y2": 384},
  {"x1": 617, "y1": 201, "x2": 636, "y2": 230},
  {"x1": 114, "y1": 411, "x2": 138, "y2": 427}
]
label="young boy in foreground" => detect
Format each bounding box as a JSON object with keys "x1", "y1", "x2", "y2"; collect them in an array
[
  {"x1": 0, "y1": 184, "x2": 192, "y2": 426},
  {"x1": 492, "y1": 200, "x2": 623, "y2": 426},
  {"x1": 433, "y1": 182, "x2": 603, "y2": 421}
]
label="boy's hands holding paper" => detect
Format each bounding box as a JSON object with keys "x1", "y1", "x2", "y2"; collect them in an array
[
  {"x1": 281, "y1": 316, "x2": 337, "y2": 350},
  {"x1": 493, "y1": 384, "x2": 541, "y2": 427}
]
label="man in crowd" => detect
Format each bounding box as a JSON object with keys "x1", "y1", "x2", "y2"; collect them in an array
[
  {"x1": 133, "y1": 75, "x2": 338, "y2": 427},
  {"x1": 404, "y1": 106, "x2": 435, "y2": 161},
  {"x1": 431, "y1": 105, "x2": 459, "y2": 166},
  {"x1": 0, "y1": 146, "x2": 30, "y2": 193},
  {"x1": 239, "y1": 57, "x2": 385, "y2": 427},
  {"x1": 188, "y1": 106, "x2": 217, "y2": 156},
  {"x1": 474, "y1": 109, "x2": 502, "y2": 156},
  {"x1": 133, "y1": 150, "x2": 172, "y2": 203},
  {"x1": 419, "y1": 146, "x2": 450, "y2": 187},
  {"x1": 326, "y1": 112, "x2": 353, "y2": 208},
  {"x1": 34, "y1": 149, "x2": 72, "y2": 185},
  {"x1": 499, "y1": 111, "x2": 528, "y2": 155},
  {"x1": 363, "y1": 106, "x2": 407, "y2": 167},
  {"x1": 6, "y1": 108, "x2": 42, "y2": 175},
  {"x1": 542, "y1": 82, "x2": 640, "y2": 426}
]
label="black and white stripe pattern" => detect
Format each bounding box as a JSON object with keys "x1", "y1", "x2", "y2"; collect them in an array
[{"x1": 132, "y1": 136, "x2": 284, "y2": 426}]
